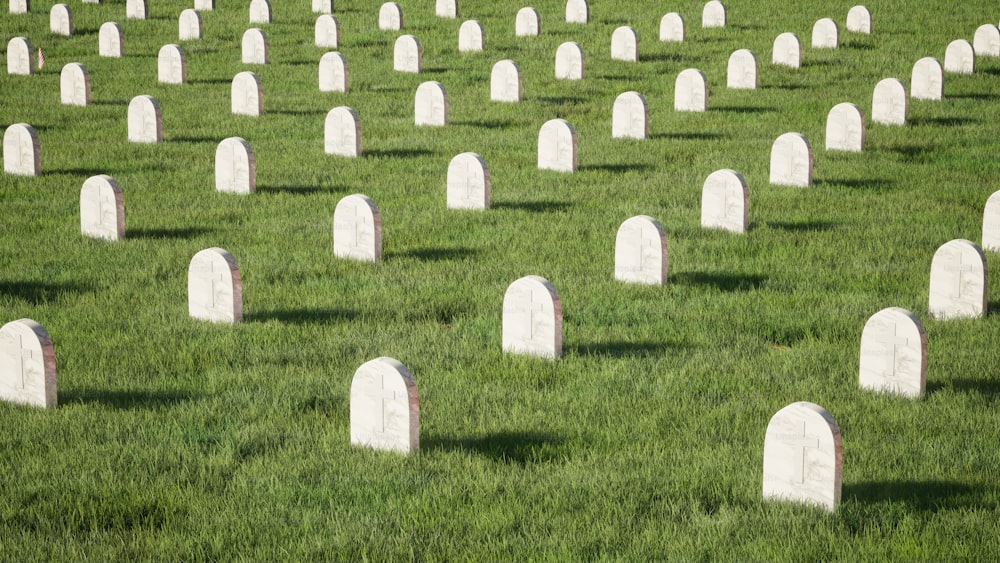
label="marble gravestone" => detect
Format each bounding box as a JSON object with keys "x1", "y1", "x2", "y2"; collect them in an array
[
  {"x1": 762, "y1": 402, "x2": 842, "y2": 512},
  {"x1": 232, "y1": 71, "x2": 263, "y2": 116},
  {"x1": 3, "y1": 124, "x2": 41, "y2": 177},
  {"x1": 179, "y1": 9, "x2": 202, "y2": 41},
  {"x1": 60, "y1": 63, "x2": 91, "y2": 107},
  {"x1": 610, "y1": 26, "x2": 638, "y2": 62},
  {"x1": 194, "y1": 0, "x2": 213, "y2": 10},
  {"x1": 983, "y1": 191, "x2": 1000, "y2": 252},
  {"x1": 447, "y1": 152, "x2": 490, "y2": 210},
  {"x1": 350, "y1": 357, "x2": 420, "y2": 454},
  {"x1": 614, "y1": 216, "x2": 667, "y2": 285},
  {"x1": 7, "y1": 37, "x2": 34, "y2": 75},
  {"x1": 10, "y1": 0, "x2": 28, "y2": 14},
  {"x1": 502, "y1": 276, "x2": 562, "y2": 359},
  {"x1": 727, "y1": 49, "x2": 758, "y2": 89},
  {"x1": 825, "y1": 102, "x2": 865, "y2": 152},
  {"x1": 99, "y1": 22, "x2": 124, "y2": 58},
  {"x1": 215, "y1": 137, "x2": 256, "y2": 194},
  {"x1": 911, "y1": 57, "x2": 943, "y2": 100},
  {"x1": 127, "y1": 95, "x2": 162, "y2": 143},
  {"x1": 929, "y1": 239, "x2": 988, "y2": 319},
  {"x1": 188, "y1": 248, "x2": 242, "y2": 324},
  {"x1": 315, "y1": 15, "x2": 339, "y2": 48},
  {"x1": 859, "y1": 307, "x2": 926, "y2": 398},
  {"x1": 80, "y1": 174, "x2": 125, "y2": 241},
  {"x1": 612, "y1": 91, "x2": 648, "y2": 140},
  {"x1": 0, "y1": 319, "x2": 57, "y2": 409},
  {"x1": 379, "y1": 3, "x2": 402, "y2": 31},
  {"x1": 674, "y1": 69, "x2": 708, "y2": 112},
  {"x1": 660, "y1": 13, "x2": 684, "y2": 42},
  {"x1": 458, "y1": 20, "x2": 484, "y2": 52},
  {"x1": 702, "y1": 1, "x2": 725, "y2": 28},
  {"x1": 846, "y1": 5, "x2": 871, "y2": 34},
  {"x1": 158, "y1": 44, "x2": 186, "y2": 84},
  {"x1": 319, "y1": 52, "x2": 348, "y2": 92},
  {"x1": 333, "y1": 194, "x2": 382, "y2": 262},
  {"x1": 812, "y1": 18, "x2": 838, "y2": 49},
  {"x1": 490, "y1": 60, "x2": 522, "y2": 102},
  {"x1": 973, "y1": 24, "x2": 1000, "y2": 57},
  {"x1": 772, "y1": 32, "x2": 801, "y2": 68},
  {"x1": 249, "y1": 0, "x2": 271, "y2": 24},
  {"x1": 50, "y1": 4, "x2": 73, "y2": 36},
  {"x1": 944, "y1": 40, "x2": 975, "y2": 74},
  {"x1": 871, "y1": 78, "x2": 907, "y2": 125},
  {"x1": 515, "y1": 7, "x2": 539, "y2": 37},
  {"x1": 126, "y1": 0, "x2": 147, "y2": 19},
  {"x1": 701, "y1": 169, "x2": 749, "y2": 233},
  {"x1": 555, "y1": 42, "x2": 584, "y2": 80},
  {"x1": 324, "y1": 106, "x2": 361, "y2": 158},
  {"x1": 242, "y1": 29, "x2": 269, "y2": 64},
  {"x1": 770, "y1": 132, "x2": 812, "y2": 187},
  {"x1": 537, "y1": 119, "x2": 577, "y2": 173},
  {"x1": 414, "y1": 81, "x2": 448, "y2": 126},
  {"x1": 312, "y1": 0, "x2": 332, "y2": 14},
  {"x1": 394, "y1": 35, "x2": 421, "y2": 73},
  {"x1": 565, "y1": 0, "x2": 587, "y2": 24},
  {"x1": 436, "y1": 0, "x2": 457, "y2": 18}
]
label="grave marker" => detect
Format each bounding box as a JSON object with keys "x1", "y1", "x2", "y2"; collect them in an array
[
  {"x1": 944, "y1": 39, "x2": 975, "y2": 74},
  {"x1": 379, "y1": 2, "x2": 402, "y2": 30},
  {"x1": 60, "y1": 63, "x2": 91, "y2": 107},
  {"x1": 763, "y1": 402, "x2": 842, "y2": 512},
  {"x1": 3, "y1": 123, "x2": 41, "y2": 176},
  {"x1": 394, "y1": 35, "x2": 421, "y2": 73},
  {"x1": 973, "y1": 24, "x2": 1000, "y2": 57},
  {"x1": 188, "y1": 248, "x2": 242, "y2": 324},
  {"x1": 611, "y1": 26, "x2": 638, "y2": 62},
  {"x1": 502, "y1": 276, "x2": 562, "y2": 359},
  {"x1": 674, "y1": 68, "x2": 708, "y2": 112},
  {"x1": 555, "y1": 42, "x2": 584, "y2": 80},
  {"x1": 612, "y1": 91, "x2": 648, "y2": 140},
  {"x1": 0, "y1": 319, "x2": 57, "y2": 409},
  {"x1": 325, "y1": 107, "x2": 361, "y2": 157},
  {"x1": 537, "y1": 119, "x2": 577, "y2": 173},
  {"x1": 350, "y1": 357, "x2": 419, "y2": 454},
  {"x1": 312, "y1": 0, "x2": 331, "y2": 14},
  {"x1": 242, "y1": 28, "x2": 269, "y2": 64},
  {"x1": 825, "y1": 102, "x2": 865, "y2": 152},
  {"x1": 770, "y1": 132, "x2": 812, "y2": 187},
  {"x1": 215, "y1": 137, "x2": 256, "y2": 194},
  {"x1": 10, "y1": 0, "x2": 28, "y2": 14},
  {"x1": 846, "y1": 5, "x2": 871, "y2": 34},
  {"x1": 319, "y1": 51, "x2": 348, "y2": 92},
  {"x1": 660, "y1": 13, "x2": 684, "y2": 42},
  {"x1": 615, "y1": 215, "x2": 667, "y2": 285},
  {"x1": 50, "y1": 4, "x2": 72, "y2": 36},
  {"x1": 727, "y1": 49, "x2": 758, "y2": 89},
  {"x1": 701, "y1": 169, "x2": 748, "y2": 233},
  {"x1": 928, "y1": 239, "x2": 987, "y2": 319},
  {"x1": 911, "y1": 57, "x2": 943, "y2": 100},
  {"x1": 194, "y1": 0, "x2": 213, "y2": 10},
  {"x1": 702, "y1": 1, "x2": 725, "y2": 28},
  {"x1": 859, "y1": 307, "x2": 926, "y2": 398},
  {"x1": 516, "y1": 7, "x2": 539, "y2": 37},
  {"x1": 127, "y1": 95, "x2": 162, "y2": 143},
  {"x1": 7, "y1": 37, "x2": 34, "y2": 75},
  {"x1": 565, "y1": 0, "x2": 587, "y2": 24},
  {"x1": 415, "y1": 81, "x2": 448, "y2": 126},
  {"x1": 871, "y1": 78, "x2": 907, "y2": 125},
  {"x1": 436, "y1": 0, "x2": 456, "y2": 18},
  {"x1": 447, "y1": 152, "x2": 490, "y2": 210},
  {"x1": 333, "y1": 194, "x2": 382, "y2": 262},
  {"x1": 315, "y1": 15, "x2": 339, "y2": 48},
  {"x1": 249, "y1": 0, "x2": 271, "y2": 24},
  {"x1": 490, "y1": 60, "x2": 522, "y2": 102},
  {"x1": 459, "y1": 20, "x2": 484, "y2": 52},
  {"x1": 812, "y1": 18, "x2": 838, "y2": 48},
  {"x1": 80, "y1": 174, "x2": 124, "y2": 241},
  {"x1": 983, "y1": 191, "x2": 1000, "y2": 252},
  {"x1": 179, "y1": 9, "x2": 202, "y2": 41},
  {"x1": 158, "y1": 44, "x2": 186, "y2": 84},
  {"x1": 232, "y1": 71, "x2": 263, "y2": 116},
  {"x1": 772, "y1": 32, "x2": 801, "y2": 68},
  {"x1": 126, "y1": 0, "x2": 147, "y2": 19},
  {"x1": 99, "y1": 22, "x2": 124, "y2": 58}
]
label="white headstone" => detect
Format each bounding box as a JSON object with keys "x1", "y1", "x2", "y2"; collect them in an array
[
  {"x1": 944, "y1": 39, "x2": 975, "y2": 74},
  {"x1": 502, "y1": 276, "x2": 562, "y2": 359},
  {"x1": 10, "y1": 0, "x2": 29, "y2": 14},
  {"x1": 99, "y1": 22, "x2": 124, "y2": 58},
  {"x1": 825, "y1": 102, "x2": 865, "y2": 152},
  {"x1": 333, "y1": 194, "x2": 382, "y2": 262},
  {"x1": 983, "y1": 191, "x2": 1000, "y2": 252},
  {"x1": 60, "y1": 63, "x2": 91, "y2": 107},
  {"x1": 555, "y1": 41, "x2": 584, "y2": 80},
  {"x1": 772, "y1": 32, "x2": 801, "y2": 68},
  {"x1": 763, "y1": 402, "x2": 842, "y2": 512},
  {"x1": 871, "y1": 78, "x2": 907, "y2": 125},
  {"x1": 80, "y1": 174, "x2": 124, "y2": 241},
  {"x1": 179, "y1": 9, "x2": 202, "y2": 41},
  {"x1": 194, "y1": 0, "x2": 213, "y2": 10},
  {"x1": 242, "y1": 28, "x2": 269, "y2": 64},
  {"x1": 615, "y1": 215, "x2": 667, "y2": 285},
  {"x1": 393, "y1": 35, "x2": 421, "y2": 73},
  {"x1": 126, "y1": 0, "x2": 147, "y2": 20},
  {"x1": 929, "y1": 239, "x2": 988, "y2": 319},
  {"x1": 325, "y1": 107, "x2": 361, "y2": 158},
  {"x1": 769, "y1": 132, "x2": 812, "y2": 187},
  {"x1": 232, "y1": 71, "x2": 263, "y2": 116},
  {"x1": 3, "y1": 123, "x2": 41, "y2": 176},
  {"x1": 0, "y1": 319, "x2": 57, "y2": 409},
  {"x1": 973, "y1": 24, "x2": 1000, "y2": 57},
  {"x1": 702, "y1": 1, "x2": 725, "y2": 28},
  {"x1": 158, "y1": 44, "x2": 186, "y2": 84},
  {"x1": 911, "y1": 57, "x2": 943, "y2": 100},
  {"x1": 188, "y1": 248, "x2": 242, "y2": 324},
  {"x1": 701, "y1": 169, "x2": 748, "y2": 233},
  {"x1": 249, "y1": 0, "x2": 271, "y2": 24},
  {"x1": 319, "y1": 51, "x2": 348, "y2": 92},
  {"x1": 436, "y1": 0, "x2": 456, "y2": 18},
  {"x1": 312, "y1": 0, "x2": 331, "y2": 14},
  {"x1": 215, "y1": 137, "x2": 256, "y2": 194},
  {"x1": 565, "y1": 0, "x2": 587, "y2": 24},
  {"x1": 459, "y1": 20, "x2": 484, "y2": 52},
  {"x1": 537, "y1": 119, "x2": 577, "y2": 173},
  {"x1": 414, "y1": 81, "x2": 448, "y2": 126},
  {"x1": 315, "y1": 15, "x2": 339, "y2": 48},
  {"x1": 812, "y1": 18, "x2": 838, "y2": 48},
  {"x1": 611, "y1": 91, "x2": 648, "y2": 140},
  {"x1": 611, "y1": 26, "x2": 638, "y2": 62},
  {"x1": 127, "y1": 95, "x2": 162, "y2": 143},
  {"x1": 674, "y1": 68, "x2": 708, "y2": 112},
  {"x1": 859, "y1": 307, "x2": 926, "y2": 398},
  {"x1": 490, "y1": 59, "x2": 522, "y2": 102},
  {"x1": 846, "y1": 5, "x2": 871, "y2": 34},
  {"x1": 727, "y1": 49, "x2": 758, "y2": 89},
  {"x1": 447, "y1": 152, "x2": 490, "y2": 210},
  {"x1": 50, "y1": 4, "x2": 72, "y2": 36},
  {"x1": 660, "y1": 13, "x2": 684, "y2": 42},
  {"x1": 516, "y1": 7, "x2": 539, "y2": 37},
  {"x1": 350, "y1": 357, "x2": 419, "y2": 454},
  {"x1": 7, "y1": 37, "x2": 34, "y2": 75},
  {"x1": 379, "y1": 2, "x2": 402, "y2": 31}
]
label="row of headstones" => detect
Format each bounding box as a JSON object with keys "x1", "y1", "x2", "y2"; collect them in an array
[{"x1": 8, "y1": 0, "x2": 273, "y2": 24}]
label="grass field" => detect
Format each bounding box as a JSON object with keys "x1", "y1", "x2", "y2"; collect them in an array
[{"x1": 3, "y1": 0, "x2": 1000, "y2": 558}]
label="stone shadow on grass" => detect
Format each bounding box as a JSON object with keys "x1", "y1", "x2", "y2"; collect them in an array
[
  {"x1": 763, "y1": 220, "x2": 839, "y2": 232},
  {"x1": 61, "y1": 389, "x2": 197, "y2": 410},
  {"x1": 569, "y1": 340, "x2": 671, "y2": 358},
  {"x1": 492, "y1": 200, "x2": 570, "y2": 213},
  {"x1": 814, "y1": 178, "x2": 896, "y2": 190},
  {"x1": 580, "y1": 163, "x2": 655, "y2": 173},
  {"x1": 424, "y1": 431, "x2": 567, "y2": 465},
  {"x1": 128, "y1": 227, "x2": 213, "y2": 240},
  {"x1": 651, "y1": 132, "x2": 725, "y2": 141},
  {"x1": 365, "y1": 148, "x2": 434, "y2": 159},
  {"x1": 844, "y1": 480, "x2": 989, "y2": 510},
  {"x1": 249, "y1": 308, "x2": 356, "y2": 325},
  {"x1": 389, "y1": 246, "x2": 479, "y2": 261},
  {"x1": 671, "y1": 271, "x2": 767, "y2": 292},
  {"x1": 255, "y1": 184, "x2": 330, "y2": 196},
  {"x1": 928, "y1": 376, "x2": 1000, "y2": 398},
  {"x1": 0, "y1": 281, "x2": 93, "y2": 304}
]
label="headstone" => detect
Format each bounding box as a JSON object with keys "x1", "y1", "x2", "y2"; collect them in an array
[
  {"x1": 10, "y1": 0, "x2": 29, "y2": 14},
  {"x1": 127, "y1": 95, "x2": 162, "y2": 143},
  {"x1": 7, "y1": 37, "x2": 34, "y2": 75},
  {"x1": 611, "y1": 91, "x2": 648, "y2": 140},
  {"x1": 188, "y1": 248, "x2": 242, "y2": 324},
  {"x1": 242, "y1": 28, "x2": 269, "y2": 64},
  {"x1": 178, "y1": 9, "x2": 202, "y2": 41},
  {"x1": 973, "y1": 24, "x2": 1000, "y2": 57},
  {"x1": 825, "y1": 102, "x2": 865, "y2": 152},
  {"x1": 812, "y1": 18, "x2": 838, "y2": 48},
  {"x1": 393, "y1": 35, "x2": 421, "y2": 73},
  {"x1": 215, "y1": 137, "x2": 256, "y2": 194},
  {"x1": 910, "y1": 57, "x2": 943, "y2": 100},
  {"x1": 502, "y1": 276, "x2": 562, "y2": 359},
  {"x1": 312, "y1": 0, "x2": 331, "y2": 14},
  {"x1": 859, "y1": 307, "x2": 926, "y2": 398},
  {"x1": 436, "y1": 0, "x2": 456, "y2": 18},
  {"x1": 772, "y1": 32, "x2": 801, "y2": 68},
  {"x1": 379, "y1": 2, "x2": 402, "y2": 31},
  {"x1": 3, "y1": 124, "x2": 41, "y2": 176},
  {"x1": 537, "y1": 119, "x2": 577, "y2": 173},
  {"x1": 319, "y1": 51, "x2": 348, "y2": 92},
  {"x1": 447, "y1": 152, "x2": 490, "y2": 210},
  {"x1": 414, "y1": 81, "x2": 448, "y2": 126},
  {"x1": 249, "y1": 0, "x2": 271, "y2": 24},
  {"x1": 516, "y1": 7, "x2": 539, "y2": 37},
  {"x1": 315, "y1": 15, "x2": 339, "y2": 48},
  {"x1": 928, "y1": 239, "x2": 988, "y2": 319},
  {"x1": 565, "y1": 0, "x2": 587, "y2": 24},
  {"x1": 701, "y1": 169, "x2": 748, "y2": 233},
  {"x1": 615, "y1": 216, "x2": 667, "y2": 285},
  {"x1": 350, "y1": 357, "x2": 419, "y2": 454},
  {"x1": 727, "y1": 49, "x2": 758, "y2": 89},
  {"x1": 555, "y1": 42, "x2": 584, "y2": 80},
  {"x1": 50, "y1": 4, "x2": 73, "y2": 36},
  {"x1": 459, "y1": 20, "x2": 484, "y2": 52},
  {"x1": 231, "y1": 71, "x2": 263, "y2": 116},
  {"x1": 325, "y1": 107, "x2": 361, "y2": 157},
  {"x1": 0, "y1": 319, "x2": 57, "y2": 409},
  {"x1": 871, "y1": 78, "x2": 907, "y2": 125},
  {"x1": 611, "y1": 26, "x2": 638, "y2": 62},
  {"x1": 769, "y1": 132, "x2": 812, "y2": 187},
  {"x1": 60, "y1": 63, "x2": 90, "y2": 107},
  {"x1": 762, "y1": 402, "x2": 842, "y2": 512},
  {"x1": 99, "y1": 22, "x2": 124, "y2": 58},
  {"x1": 944, "y1": 39, "x2": 975, "y2": 74},
  {"x1": 194, "y1": 0, "x2": 213, "y2": 10},
  {"x1": 490, "y1": 59, "x2": 522, "y2": 102},
  {"x1": 702, "y1": 1, "x2": 725, "y2": 28},
  {"x1": 126, "y1": 0, "x2": 147, "y2": 20},
  {"x1": 983, "y1": 191, "x2": 1000, "y2": 252},
  {"x1": 674, "y1": 68, "x2": 708, "y2": 112},
  {"x1": 80, "y1": 174, "x2": 124, "y2": 241},
  {"x1": 660, "y1": 13, "x2": 684, "y2": 42},
  {"x1": 333, "y1": 194, "x2": 382, "y2": 262},
  {"x1": 158, "y1": 44, "x2": 186, "y2": 84},
  {"x1": 846, "y1": 5, "x2": 871, "y2": 34}
]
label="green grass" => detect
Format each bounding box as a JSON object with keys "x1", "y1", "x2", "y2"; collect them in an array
[{"x1": 3, "y1": 0, "x2": 1000, "y2": 558}]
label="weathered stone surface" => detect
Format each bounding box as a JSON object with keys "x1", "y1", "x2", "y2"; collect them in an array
[
  {"x1": 179, "y1": 9, "x2": 202, "y2": 41},
  {"x1": 944, "y1": 39, "x2": 975, "y2": 74},
  {"x1": 490, "y1": 59, "x2": 521, "y2": 102},
  {"x1": 350, "y1": 357, "x2": 419, "y2": 454},
  {"x1": 194, "y1": 0, "x2": 213, "y2": 9},
  {"x1": 379, "y1": 2, "x2": 402, "y2": 31},
  {"x1": 660, "y1": 13, "x2": 684, "y2": 42},
  {"x1": 126, "y1": 0, "x2": 147, "y2": 19},
  {"x1": 871, "y1": 78, "x2": 907, "y2": 125},
  {"x1": 315, "y1": 14, "x2": 339, "y2": 48},
  {"x1": 436, "y1": 0, "x2": 457, "y2": 18},
  {"x1": 846, "y1": 5, "x2": 871, "y2": 34},
  {"x1": 859, "y1": 307, "x2": 926, "y2": 398},
  {"x1": 674, "y1": 68, "x2": 708, "y2": 112},
  {"x1": 50, "y1": 4, "x2": 73, "y2": 36},
  {"x1": 127, "y1": 95, "x2": 162, "y2": 143},
  {"x1": 701, "y1": 169, "x2": 748, "y2": 233},
  {"x1": 99, "y1": 22, "x2": 124, "y2": 58},
  {"x1": 319, "y1": 51, "x2": 348, "y2": 92},
  {"x1": 611, "y1": 26, "x2": 638, "y2": 62},
  {"x1": 769, "y1": 132, "x2": 812, "y2": 187},
  {"x1": 727, "y1": 49, "x2": 757, "y2": 89},
  {"x1": 60, "y1": 63, "x2": 91, "y2": 106},
  {"x1": 825, "y1": 102, "x2": 865, "y2": 152},
  {"x1": 555, "y1": 42, "x2": 584, "y2": 80},
  {"x1": 0, "y1": 319, "x2": 57, "y2": 409},
  {"x1": 502, "y1": 276, "x2": 562, "y2": 359},
  {"x1": 188, "y1": 248, "x2": 242, "y2": 324},
  {"x1": 772, "y1": 32, "x2": 801, "y2": 68},
  {"x1": 615, "y1": 215, "x2": 667, "y2": 285},
  {"x1": 414, "y1": 81, "x2": 448, "y2": 126},
  {"x1": 325, "y1": 106, "x2": 361, "y2": 157},
  {"x1": 80, "y1": 174, "x2": 125, "y2": 241},
  {"x1": 3, "y1": 123, "x2": 41, "y2": 176},
  {"x1": 447, "y1": 152, "x2": 490, "y2": 210},
  {"x1": 537, "y1": 119, "x2": 577, "y2": 173},
  {"x1": 215, "y1": 137, "x2": 256, "y2": 194},
  {"x1": 702, "y1": 0, "x2": 725, "y2": 28},
  {"x1": 232, "y1": 71, "x2": 263, "y2": 116},
  {"x1": 763, "y1": 402, "x2": 842, "y2": 512},
  {"x1": 911, "y1": 57, "x2": 942, "y2": 100},
  {"x1": 312, "y1": 0, "x2": 331, "y2": 14},
  {"x1": 812, "y1": 18, "x2": 838, "y2": 48},
  {"x1": 249, "y1": 0, "x2": 271, "y2": 24},
  {"x1": 612, "y1": 91, "x2": 647, "y2": 140},
  {"x1": 565, "y1": 0, "x2": 587, "y2": 24},
  {"x1": 516, "y1": 7, "x2": 539, "y2": 37},
  {"x1": 158, "y1": 44, "x2": 186, "y2": 84},
  {"x1": 928, "y1": 239, "x2": 988, "y2": 319},
  {"x1": 459, "y1": 20, "x2": 484, "y2": 52},
  {"x1": 982, "y1": 191, "x2": 1000, "y2": 252},
  {"x1": 7, "y1": 37, "x2": 34, "y2": 75},
  {"x1": 973, "y1": 24, "x2": 1000, "y2": 57},
  {"x1": 394, "y1": 35, "x2": 421, "y2": 73},
  {"x1": 333, "y1": 194, "x2": 382, "y2": 262},
  {"x1": 242, "y1": 28, "x2": 269, "y2": 64}
]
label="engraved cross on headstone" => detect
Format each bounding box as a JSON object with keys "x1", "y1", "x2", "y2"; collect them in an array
[
  {"x1": 207, "y1": 260, "x2": 229, "y2": 311},
  {"x1": 371, "y1": 372, "x2": 397, "y2": 434},
  {"x1": 785, "y1": 422, "x2": 820, "y2": 483},
  {"x1": 943, "y1": 251, "x2": 978, "y2": 300},
  {"x1": 0, "y1": 332, "x2": 31, "y2": 390},
  {"x1": 873, "y1": 323, "x2": 908, "y2": 383}
]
